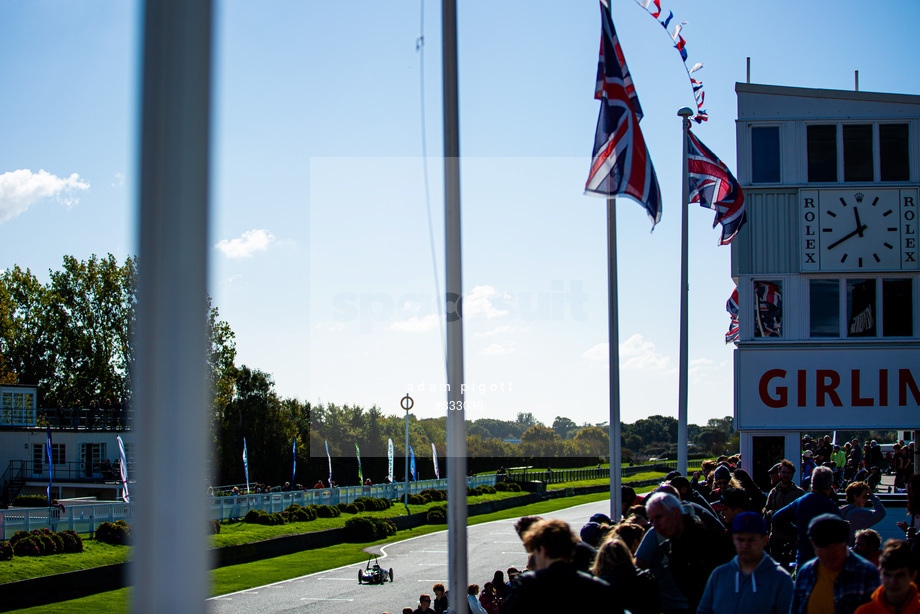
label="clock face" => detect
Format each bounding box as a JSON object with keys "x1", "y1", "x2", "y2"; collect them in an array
[{"x1": 801, "y1": 189, "x2": 919, "y2": 272}]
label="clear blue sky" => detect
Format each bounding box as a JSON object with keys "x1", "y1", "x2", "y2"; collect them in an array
[{"x1": 1, "y1": 1, "x2": 918, "y2": 428}]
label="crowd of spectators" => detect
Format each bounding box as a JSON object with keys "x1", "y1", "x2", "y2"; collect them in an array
[
  {"x1": 380, "y1": 442, "x2": 920, "y2": 614},
  {"x1": 42, "y1": 397, "x2": 130, "y2": 431}
]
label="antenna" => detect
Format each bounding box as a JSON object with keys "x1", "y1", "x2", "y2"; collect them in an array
[
  {"x1": 855, "y1": 70, "x2": 859, "y2": 92},
  {"x1": 746, "y1": 57, "x2": 751, "y2": 84}
]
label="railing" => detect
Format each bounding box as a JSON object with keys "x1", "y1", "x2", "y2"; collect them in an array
[
  {"x1": 0, "y1": 475, "x2": 498, "y2": 538},
  {"x1": 502, "y1": 460, "x2": 705, "y2": 485},
  {"x1": 0, "y1": 461, "x2": 27, "y2": 508},
  {"x1": 0, "y1": 407, "x2": 133, "y2": 430},
  {"x1": 10, "y1": 460, "x2": 136, "y2": 484}
]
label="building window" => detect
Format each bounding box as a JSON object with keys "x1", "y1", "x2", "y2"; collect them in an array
[
  {"x1": 847, "y1": 278, "x2": 877, "y2": 337},
  {"x1": 883, "y1": 278, "x2": 913, "y2": 336},
  {"x1": 1, "y1": 389, "x2": 35, "y2": 426},
  {"x1": 753, "y1": 280, "x2": 782, "y2": 337},
  {"x1": 807, "y1": 125, "x2": 837, "y2": 182},
  {"x1": 843, "y1": 124, "x2": 874, "y2": 182},
  {"x1": 751, "y1": 126, "x2": 780, "y2": 183},
  {"x1": 81, "y1": 443, "x2": 107, "y2": 479},
  {"x1": 880, "y1": 124, "x2": 910, "y2": 181},
  {"x1": 32, "y1": 443, "x2": 65, "y2": 474},
  {"x1": 809, "y1": 279, "x2": 840, "y2": 337}
]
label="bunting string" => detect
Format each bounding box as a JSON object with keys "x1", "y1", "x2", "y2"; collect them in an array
[{"x1": 631, "y1": 0, "x2": 708, "y2": 122}]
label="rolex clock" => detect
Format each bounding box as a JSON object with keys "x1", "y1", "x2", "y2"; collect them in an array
[{"x1": 801, "y1": 188, "x2": 919, "y2": 272}]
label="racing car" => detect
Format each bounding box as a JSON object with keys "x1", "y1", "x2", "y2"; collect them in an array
[{"x1": 357, "y1": 554, "x2": 393, "y2": 584}]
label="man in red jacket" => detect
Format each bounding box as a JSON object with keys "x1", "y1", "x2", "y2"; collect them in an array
[{"x1": 855, "y1": 540, "x2": 920, "y2": 614}]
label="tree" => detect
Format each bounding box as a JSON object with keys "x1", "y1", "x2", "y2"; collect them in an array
[
  {"x1": 552, "y1": 416, "x2": 578, "y2": 439},
  {"x1": 516, "y1": 412, "x2": 541, "y2": 429},
  {"x1": 573, "y1": 426, "x2": 609, "y2": 456}
]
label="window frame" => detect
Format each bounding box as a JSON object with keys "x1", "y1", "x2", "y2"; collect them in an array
[
  {"x1": 806, "y1": 121, "x2": 912, "y2": 184},
  {"x1": 806, "y1": 275, "x2": 916, "y2": 339}
]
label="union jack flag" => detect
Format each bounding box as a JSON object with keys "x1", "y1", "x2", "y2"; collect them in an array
[
  {"x1": 687, "y1": 128, "x2": 746, "y2": 244},
  {"x1": 754, "y1": 281, "x2": 782, "y2": 337},
  {"x1": 725, "y1": 287, "x2": 739, "y2": 344},
  {"x1": 585, "y1": 0, "x2": 662, "y2": 228}
]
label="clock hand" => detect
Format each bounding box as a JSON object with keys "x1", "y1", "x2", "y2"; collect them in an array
[
  {"x1": 854, "y1": 207, "x2": 865, "y2": 237},
  {"x1": 826, "y1": 223, "x2": 869, "y2": 250}
]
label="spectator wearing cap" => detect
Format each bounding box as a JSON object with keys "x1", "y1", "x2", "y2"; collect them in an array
[
  {"x1": 698, "y1": 512, "x2": 793, "y2": 614},
  {"x1": 791, "y1": 514, "x2": 880, "y2": 614},
  {"x1": 719, "y1": 488, "x2": 752, "y2": 528},
  {"x1": 854, "y1": 540, "x2": 920, "y2": 614},
  {"x1": 707, "y1": 465, "x2": 736, "y2": 504},
  {"x1": 580, "y1": 521, "x2": 609, "y2": 549},
  {"x1": 802, "y1": 450, "x2": 818, "y2": 489},
  {"x1": 840, "y1": 482, "x2": 887, "y2": 546},
  {"x1": 768, "y1": 463, "x2": 783, "y2": 488},
  {"x1": 501, "y1": 518, "x2": 616, "y2": 614},
  {"x1": 772, "y1": 466, "x2": 842, "y2": 571}
]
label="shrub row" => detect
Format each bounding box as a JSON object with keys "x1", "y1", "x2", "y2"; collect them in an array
[
  {"x1": 2, "y1": 528, "x2": 83, "y2": 559},
  {"x1": 12, "y1": 494, "x2": 50, "y2": 507},
  {"x1": 95, "y1": 520, "x2": 132, "y2": 545},
  {"x1": 343, "y1": 516, "x2": 397, "y2": 542},
  {"x1": 426, "y1": 505, "x2": 447, "y2": 524},
  {"x1": 494, "y1": 481, "x2": 522, "y2": 492},
  {"x1": 467, "y1": 485, "x2": 497, "y2": 496},
  {"x1": 243, "y1": 509, "x2": 285, "y2": 526}
]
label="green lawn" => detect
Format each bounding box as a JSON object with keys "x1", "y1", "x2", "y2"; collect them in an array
[
  {"x1": 0, "y1": 540, "x2": 129, "y2": 585},
  {"x1": 546, "y1": 471, "x2": 665, "y2": 490},
  {"x1": 9, "y1": 484, "x2": 659, "y2": 613}
]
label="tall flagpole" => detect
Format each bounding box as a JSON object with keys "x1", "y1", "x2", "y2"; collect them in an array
[
  {"x1": 677, "y1": 107, "x2": 693, "y2": 476},
  {"x1": 607, "y1": 198, "x2": 622, "y2": 521},
  {"x1": 442, "y1": 0, "x2": 468, "y2": 606}
]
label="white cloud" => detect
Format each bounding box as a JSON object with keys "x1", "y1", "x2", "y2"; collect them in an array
[
  {"x1": 582, "y1": 334, "x2": 670, "y2": 370},
  {"x1": 0, "y1": 169, "x2": 89, "y2": 223},
  {"x1": 689, "y1": 358, "x2": 714, "y2": 374},
  {"x1": 215, "y1": 229, "x2": 275, "y2": 259},
  {"x1": 315, "y1": 322, "x2": 345, "y2": 332},
  {"x1": 111, "y1": 172, "x2": 125, "y2": 188},
  {"x1": 388, "y1": 314, "x2": 439, "y2": 333},
  {"x1": 463, "y1": 285, "x2": 509, "y2": 319},
  {"x1": 400, "y1": 300, "x2": 423, "y2": 314},
  {"x1": 480, "y1": 342, "x2": 515, "y2": 356}
]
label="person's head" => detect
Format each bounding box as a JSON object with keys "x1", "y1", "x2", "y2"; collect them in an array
[
  {"x1": 625, "y1": 505, "x2": 649, "y2": 529},
  {"x1": 506, "y1": 567, "x2": 519, "y2": 582},
  {"x1": 418, "y1": 594, "x2": 432, "y2": 610},
  {"x1": 733, "y1": 468, "x2": 755, "y2": 488},
  {"x1": 846, "y1": 481, "x2": 870, "y2": 506},
  {"x1": 701, "y1": 460, "x2": 717, "y2": 476},
  {"x1": 403, "y1": 609, "x2": 413, "y2": 614},
  {"x1": 811, "y1": 466, "x2": 835, "y2": 494},
  {"x1": 514, "y1": 515, "x2": 543, "y2": 539},
  {"x1": 591, "y1": 537, "x2": 634, "y2": 577},
  {"x1": 879, "y1": 540, "x2": 918, "y2": 605},
  {"x1": 809, "y1": 514, "x2": 851, "y2": 573},
  {"x1": 853, "y1": 529, "x2": 882, "y2": 559},
  {"x1": 654, "y1": 484, "x2": 681, "y2": 500},
  {"x1": 713, "y1": 465, "x2": 732, "y2": 490},
  {"x1": 778, "y1": 459, "x2": 796, "y2": 485},
  {"x1": 646, "y1": 492, "x2": 684, "y2": 540},
  {"x1": 433, "y1": 583, "x2": 445, "y2": 597},
  {"x1": 579, "y1": 521, "x2": 608, "y2": 548},
  {"x1": 492, "y1": 570, "x2": 504, "y2": 586},
  {"x1": 668, "y1": 476, "x2": 691, "y2": 497},
  {"x1": 731, "y1": 512, "x2": 768, "y2": 566},
  {"x1": 768, "y1": 463, "x2": 782, "y2": 485},
  {"x1": 468, "y1": 584, "x2": 480, "y2": 596},
  {"x1": 720, "y1": 488, "x2": 751, "y2": 525},
  {"x1": 522, "y1": 518, "x2": 577, "y2": 568},
  {"x1": 611, "y1": 521, "x2": 645, "y2": 553},
  {"x1": 621, "y1": 485, "x2": 637, "y2": 510},
  {"x1": 482, "y1": 582, "x2": 494, "y2": 595}
]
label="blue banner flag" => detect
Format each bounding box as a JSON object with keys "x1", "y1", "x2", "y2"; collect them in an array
[
  {"x1": 409, "y1": 446, "x2": 416, "y2": 481},
  {"x1": 292, "y1": 439, "x2": 297, "y2": 487},
  {"x1": 325, "y1": 440, "x2": 332, "y2": 486},
  {"x1": 46, "y1": 425, "x2": 52, "y2": 504},
  {"x1": 387, "y1": 438, "x2": 394, "y2": 482},
  {"x1": 243, "y1": 437, "x2": 250, "y2": 494},
  {"x1": 431, "y1": 443, "x2": 439, "y2": 479},
  {"x1": 117, "y1": 435, "x2": 129, "y2": 503},
  {"x1": 585, "y1": 0, "x2": 662, "y2": 228}
]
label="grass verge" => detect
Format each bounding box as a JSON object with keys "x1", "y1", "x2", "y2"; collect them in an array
[{"x1": 8, "y1": 484, "x2": 658, "y2": 613}]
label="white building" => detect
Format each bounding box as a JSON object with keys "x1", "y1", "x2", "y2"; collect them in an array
[
  {"x1": 0, "y1": 384, "x2": 134, "y2": 504},
  {"x1": 732, "y1": 83, "x2": 920, "y2": 486}
]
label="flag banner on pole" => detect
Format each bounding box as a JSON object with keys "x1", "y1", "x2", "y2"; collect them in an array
[
  {"x1": 356, "y1": 443, "x2": 363, "y2": 484},
  {"x1": 585, "y1": 0, "x2": 662, "y2": 229},
  {"x1": 431, "y1": 443, "x2": 439, "y2": 479},
  {"x1": 292, "y1": 439, "x2": 297, "y2": 487},
  {"x1": 46, "y1": 425, "x2": 52, "y2": 504},
  {"x1": 409, "y1": 446, "x2": 416, "y2": 481},
  {"x1": 687, "y1": 128, "x2": 746, "y2": 245},
  {"x1": 631, "y1": 0, "x2": 708, "y2": 122},
  {"x1": 117, "y1": 435, "x2": 129, "y2": 503},
  {"x1": 754, "y1": 281, "x2": 782, "y2": 337},
  {"x1": 325, "y1": 440, "x2": 333, "y2": 486},
  {"x1": 243, "y1": 437, "x2": 250, "y2": 495},
  {"x1": 388, "y1": 438, "x2": 394, "y2": 482},
  {"x1": 725, "y1": 286, "x2": 739, "y2": 344}
]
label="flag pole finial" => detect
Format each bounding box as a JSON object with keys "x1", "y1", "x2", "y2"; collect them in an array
[{"x1": 677, "y1": 107, "x2": 694, "y2": 118}]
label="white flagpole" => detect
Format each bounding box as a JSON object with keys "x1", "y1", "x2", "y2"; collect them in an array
[
  {"x1": 607, "y1": 198, "x2": 623, "y2": 521},
  {"x1": 442, "y1": 0, "x2": 468, "y2": 605},
  {"x1": 677, "y1": 107, "x2": 693, "y2": 476}
]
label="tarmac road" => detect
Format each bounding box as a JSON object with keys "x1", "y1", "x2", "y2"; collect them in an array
[{"x1": 208, "y1": 498, "x2": 612, "y2": 614}]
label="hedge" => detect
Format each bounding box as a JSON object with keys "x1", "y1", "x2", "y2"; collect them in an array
[{"x1": 343, "y1": 516, "x2": 398, "y2": 542}]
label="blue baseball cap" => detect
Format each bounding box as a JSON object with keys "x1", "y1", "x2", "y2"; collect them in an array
[{"x1": 732, "y1": 512, "x2": 767, "y2": 535}]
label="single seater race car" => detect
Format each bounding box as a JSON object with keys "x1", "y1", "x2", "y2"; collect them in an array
[{"x1": 357, "y1": 555, "x2": 393, "y2": 584}]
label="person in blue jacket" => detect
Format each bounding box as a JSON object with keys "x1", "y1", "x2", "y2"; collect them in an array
[
  {"x1": 698, "y1": 512, "x2": 793, "y2": 614},
  {"x1": 771, "y1": 466, "x2": 841, "y2": 570}
]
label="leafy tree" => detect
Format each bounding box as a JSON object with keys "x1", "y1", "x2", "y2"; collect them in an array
[
  {"x1": 552, "y1": 416, "x2": 578, "y2": 439},
  {"x1": 573, "y1": 426, "x2": 609, "y2": 456},
  {"x1": 516, "y1": 412, "x2": 541, "y2": 429}
]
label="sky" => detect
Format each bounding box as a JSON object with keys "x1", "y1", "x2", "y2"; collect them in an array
[{"x1": 1, "y1": 1, "x2": 918, "y2": 432}]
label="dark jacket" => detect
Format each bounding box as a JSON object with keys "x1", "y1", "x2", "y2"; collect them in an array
[
  {"x1": 664, "y1": 514, "x2": 734, "y2": 613},
  {"x1": 500, "y1": 561, "x2": 618, "y2": 614}
]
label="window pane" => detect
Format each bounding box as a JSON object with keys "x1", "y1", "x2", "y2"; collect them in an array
[
  {"x1": 752, "y1": 126, "x2": 780, "y2": 183},
  {"x1": 883, "y1": 278, "x2": 913, "y2": 336},
  {"x1": 880, "y1": 124, "x2": 910, "y2": 182},
  {"x1": 847, "y1": 278, "x2": 877, "y2": 337},
  {"x1": 810, "y1": 279, "x2": 839, "y2": 337},
  {"x1": 808, "y1": 125, "x2": 837, "y2": 182},
  {"x1": 753, "y1": 280, "x2": 782, "y2": 337},
  {"x1": 844, "y1": 124, "x2": 874, "y2": 182}
]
